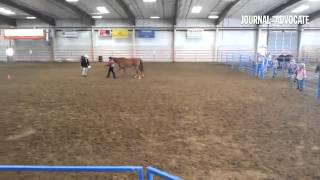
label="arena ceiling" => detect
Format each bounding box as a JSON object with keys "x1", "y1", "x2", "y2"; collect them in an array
[{"x1": 0, "y1": 0, "x2": 320, "y2": 26}]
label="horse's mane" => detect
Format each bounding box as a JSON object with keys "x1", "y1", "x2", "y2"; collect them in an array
[
  {"x1": 110, "y1": 57, "x2": 126, "y2": 61},
  {"x1": 111, "y1": 57, "x2": 142, "y2": 61}
]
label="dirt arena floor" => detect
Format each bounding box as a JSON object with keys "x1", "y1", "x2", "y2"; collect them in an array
[{"x1": 0, "y1": 62, "x2": 320, "y2": 180}]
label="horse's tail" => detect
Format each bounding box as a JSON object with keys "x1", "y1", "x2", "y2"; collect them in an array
[{"x1": 139, "y1": 59, "x2": 144, "y2": 72}]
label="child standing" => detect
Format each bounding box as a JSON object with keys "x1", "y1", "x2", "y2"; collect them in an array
[
  {"x1": 296, "y1": 63, "x2": 307, "y2": 92},
  {"x1": 272, "y1": 56, "x2": 278, "y2": 79},
  {"x1": 106, "y1": 57, "x2": 116, "y2": 79},
  {"x1": 80, "y1": 55, "x2": 90, "y2": 77}
]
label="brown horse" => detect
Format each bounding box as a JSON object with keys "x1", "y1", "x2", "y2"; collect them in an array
[{"x1": 109, "y1": 57, "x2": 144, "y2": 79}]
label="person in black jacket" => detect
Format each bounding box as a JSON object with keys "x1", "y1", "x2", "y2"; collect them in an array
[
  {"x1": 316, "y1": 62, "x2": 320, "y2": 74},
  {"x1": 80, "y1": 55, "x2": 90, "y2": 77}
]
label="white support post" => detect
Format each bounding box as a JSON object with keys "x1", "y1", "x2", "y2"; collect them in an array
[
  {"x1": 132, "y1": 27, "x2": 136, "y2": 57},
  {"x1": 7, "y1": 39, "x2": 14, "y2": 62},
  {"x1": 297, "y1": 24, "x2": 303, "y2": 60},
  {"x1": 214, "y1": 28, "x2": 219, "y2": 62},
  {"x1": 173, "y1": 27, "x2": 176, "y2": 63},
  {"x1": 50, "y1": 28, "x2": 55, "y2": 62},
  {"x1": 254, "y1": 25, "x2": 261, "y2": 57},
  {"x1": 91, "y1": 27, "x2": 95, "y2": 62}
]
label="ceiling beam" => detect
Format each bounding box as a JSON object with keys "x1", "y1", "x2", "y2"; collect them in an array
[
  {"x1": 0, "y1": 14, "x2": 16, "y2": 26},
  {"x1": 51, "y1": 0, "x2": 94, "y2": 25},
  {"x1": 116, "y1": 0, "x2": 136, "y2": 25},
  {"x1": 308, "y1": 10, "x2": 320, "y2": 22},
  {"x1": 173, "y1": 0, "x2": 179, "y2": 25},
  {"x1": 265, "y1": 0, "x2": 303, "y2": 17},
  {"x1": 214, "y1": 0, "x2": 241, "y2": 26},
  {"x1": 0, "y1": 0, "x2": 55, "y2": 26}
]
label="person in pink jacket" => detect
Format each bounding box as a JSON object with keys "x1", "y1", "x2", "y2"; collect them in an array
[
  {"x1": 296, "y1": 63, "x2": 307, "y2": 92},
  {"x1": 106, "y1": 57, "x2": 116, "y2": 79}
]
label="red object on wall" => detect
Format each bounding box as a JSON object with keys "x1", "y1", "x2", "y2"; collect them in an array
[{"x1": 99, "y1": 29, "x2": 111, "y2": 37}]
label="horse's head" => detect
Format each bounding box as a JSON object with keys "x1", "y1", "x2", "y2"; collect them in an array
[{"x1": 109, "y1": 57, "x2": 117, "y2": 62}]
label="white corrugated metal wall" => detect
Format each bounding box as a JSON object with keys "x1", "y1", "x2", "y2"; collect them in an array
[{"x1": 1, "y1": 18, "x2": 320, "y2": 62}]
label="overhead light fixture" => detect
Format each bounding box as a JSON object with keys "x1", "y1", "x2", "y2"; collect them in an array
[
  {"x1": 208, "y1": 15, "x2": 219, "y2": 19},
  {"x1": 26, "y1": 16, "x2": 36, "y2": 19},
  {"x1": 92, "y1": 15, "x2": 103, "y2": 19},
  {"x1": 150, "y1": 16, "x2": 160, "y2": 19},
  {"x1": 0, "y1": 7, "x2": 16, "y2": 15},
  {"x1": 292, "y1": 5, "x2": 309, "y2": 13},
  {"x1": 191, "y1": 6, "x2": 202, "y2": 13},
  {"x1": 97, "y1": 6, "x2": 109, "y2": 14},
  {"x1": 66, "y1": 0, "x2": 79, "y2": 2},
  {"x1": 309, "y1": 0, "x2": 320, "y2": 1},
  {"x1": 143, "y1": 0, "x2": 157, "y2": 2}
]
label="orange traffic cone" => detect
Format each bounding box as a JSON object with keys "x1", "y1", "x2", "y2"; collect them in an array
[{"x1": 7, "y1": 74, "x2": 11, "y2": 80}]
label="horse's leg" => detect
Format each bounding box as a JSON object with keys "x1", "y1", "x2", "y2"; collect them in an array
[
  {"x1": 123, "y1": 68, "x2": 127, "y2": 78},
  {"x1": 137, "y1": 62, "x2": 143, "y2": 79},
  {"x1": 134, "y1": 66, "x2": 138, "y2": 78},
  {"x1": 136, "y1": 63, "x2": 142, "y2": 79}
]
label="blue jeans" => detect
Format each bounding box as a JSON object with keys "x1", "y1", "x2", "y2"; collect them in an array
[
  {"x1": 257, "y1": 64, "x2": 264, "y2": 79},
  {"x1": 251, "y1": 64, "x2": 256, "y2": 76},
  {"x1": 272, "y1": 67, "x2": 277, "y2": 78},
  {"x1": 298, "y1": 79, "x2": 305, "y2": 92}
]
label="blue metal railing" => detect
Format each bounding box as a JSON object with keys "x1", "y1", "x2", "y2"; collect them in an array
[
  {"x1": 223, "y1": 53, "x2": 320, "y2": 100},
  {"x1": 0, "y1": 165, "x2": 144, "y2": 180},
  {"x1": 146, "y1": 166, "x2": 182, "y2": 180}
]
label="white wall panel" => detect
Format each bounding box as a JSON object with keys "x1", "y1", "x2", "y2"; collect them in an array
[
  {"x1": 0, "y1": 38, "x2": 10, "y2": 62},
  {"x1": 216, "y1": 30, "x2": 256, "y2": 61},
  {"x1": 136, "y1": 31, "x2": 172, "y2": 62},
  {"x1": 95, "y1": 30, "x2": 133, "y2": 59},
  {"x1": 2, "y1": 19, "x2": 290, "y2": 62},
  {"x1": 217, "y1": 30, "x2": 255, "y2": 50},
  {"x1": 258, "y1": 30, "x2": 268, "y2": 48},
  {"x1": 300, "y1": 30, "x2": 320, "y2": 59},
  {"x1": 14, "y1": 39, "x2": 51, "y2": 61},
  {"x1": 175, "y1": 30, "x2": 215, "y2": 62},
  {"x1": 301, "y1": 31, "x2": 320, "y2": 48},
  {"x1": 54, "y1": 30, "x2": 91, "y2": 61}
]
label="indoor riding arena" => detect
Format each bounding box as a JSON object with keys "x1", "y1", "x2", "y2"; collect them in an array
[{"x1": 0, "y1": 0, "x2": 320, "y2": 180}]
